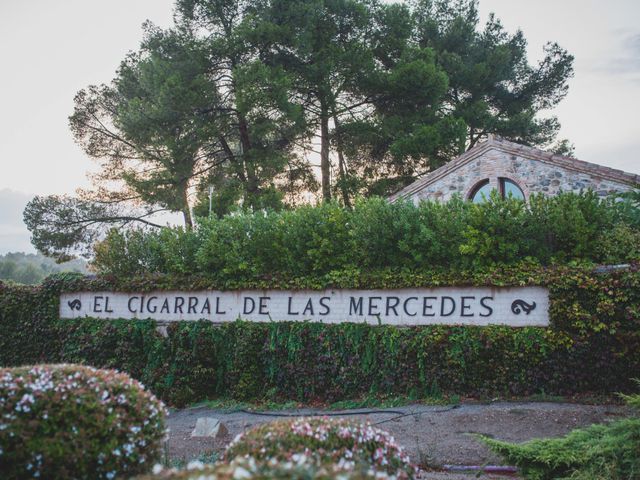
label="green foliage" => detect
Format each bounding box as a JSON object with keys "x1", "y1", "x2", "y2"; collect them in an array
[
  {"x1": 0, "y1": 364, "x2": 167, "y2": 480},
  {"x1": 243, "y1": 0, "x2": 379, "y2": 201},
  {"x1": 413, "y1": 0, "x2": 574, "y2": 149},
  {"x1": 613, "y1": 188, "x2": 640, "y2": 228},
  {"x1": 174, "y1": 0, "x2": 316, "y2": 210},
  {"x1": 459, "y1": 191, "x2": 530, "y2": 264},
  {"x1": 22, "y1": 195, "x2": 152, "y2": 262},
  {"x1": 33, "y1": 9, "x2": 317, "y2": 260},
  {"x1": 340, "y1": 38, "x2": 467, "y2": 193},
  {"x1": 93, "y1": 227, "x2": 201, "y2": 277},
  {"x1": 1, "y1": 265, "x2": 639, "y2": 407},
  {"x1": 480, "y1": 392, "x2": 640, "y2": 480},
  {"x1": 223, "y1": 418, "x2": 416, "y2": 477},
  {"x1": 92, "y1": 193, "x2": 640, "y2": 278},
  {"x1": 341, "y1": 0, "x2": 574, "y2": 197},
  {"x1": 594, "y1": 224, "x2": 640, "y2": 265},
  {"x1": 70, "y1": 26, "x2": 221, "y2": 230},
  {"x1": 0, "y1": 252, "x2": 87, "y2": 285},
  {"x1": 29, "y1": 0, "x2": 577, "y2": 258},
  {"x1": 620, "y1": 384, "x2": 640, "y2": 410},
  {"x1": 528, "y1": 191, "x2": 616, "y2": 261}
]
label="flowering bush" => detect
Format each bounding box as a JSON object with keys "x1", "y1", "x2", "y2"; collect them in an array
[
  {"x1": 140, "y1": 456, "x2": 402, "y2": 479},
  {"x1": 0, "y1": 364, "x2": 167, "y2": 479},
  {"x1": 223, "y1": 418, "x2": 416, "y2": 478}
]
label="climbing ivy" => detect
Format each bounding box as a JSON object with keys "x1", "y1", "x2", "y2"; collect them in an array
[{"x1": 0, "y1": 264, "x2": 639, "y2": 406}]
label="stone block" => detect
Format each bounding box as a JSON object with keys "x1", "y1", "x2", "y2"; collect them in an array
[{"x1": 191, "y1": 417, "x2": 228, "y2": 438}]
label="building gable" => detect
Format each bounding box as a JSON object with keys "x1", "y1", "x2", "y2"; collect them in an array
[{"x1": 389, "y1": 136, "x2": 640, "y2": 203}]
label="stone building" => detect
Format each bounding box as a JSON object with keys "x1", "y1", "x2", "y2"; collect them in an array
[{"x1": 389, "y1": 136, "x2": 639, "y2": 204}]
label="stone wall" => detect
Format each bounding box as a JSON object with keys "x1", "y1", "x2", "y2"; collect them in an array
[{"x1": 408, "y1": 146, "x2": 635, "y2": 203}]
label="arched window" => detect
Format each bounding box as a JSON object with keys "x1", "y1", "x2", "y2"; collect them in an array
[
  {"x1": 469, "y1": 180, "x2": 492, "y2": 203},
  {"x1": 499, "y1": 178, "x2": 525, "y2": 200},
  {"x1": 468, "y1": 178, "x2": 525, "y2": 203}
]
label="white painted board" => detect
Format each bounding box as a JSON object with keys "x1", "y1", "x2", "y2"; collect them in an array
[{"x1": 60, "y1": 287, "x2": 549, "y2": 327}]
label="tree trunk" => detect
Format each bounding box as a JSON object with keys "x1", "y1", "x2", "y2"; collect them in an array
[
  {"x1": 320, "y1": 100, "x2": 331, "y2": 202},
  {"x1": 332, "y1": 112, "x2": 352, "y2": 208},
  {"x1": 238, "y1": 115, "x2": 260, "y2": 208},
  {"x1": 182, "y1": 208, "x2": 193, "y2": 230},
  {"x1": 181, "y1": 189, "x2": 193, "y2": 231},
  {"x1": 468, "y1": 127, "x2": 477, "y2": 149}
]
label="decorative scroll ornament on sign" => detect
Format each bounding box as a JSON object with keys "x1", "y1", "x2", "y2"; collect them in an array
[
  {"x1": 68, "y1": 299, "x2": 82, "y2": 311},
  {"x1": 511, "y1": 299, "x2": 536, "y2": 315}
]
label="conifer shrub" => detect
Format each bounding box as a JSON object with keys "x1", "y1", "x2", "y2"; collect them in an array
[
  {"x1": 480, "y1": 390, "x2": 640, "y2": 480},
  {"x1": 223, "y1": 417, "x2": 416, "y2": 478},
  {"x1": 0, "y1": 364, "x2": 167, "y2": 479}
]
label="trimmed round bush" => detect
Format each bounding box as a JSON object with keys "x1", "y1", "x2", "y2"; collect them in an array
[
  {"x1": 0, "y1": 364, "x2": 167, "y2": 479},
  {"x1": 140, "y1": 456, "x2": 401, "y2": 479},
  {"x1": 223, "y1": 417, "x2": 416, "y2": 478}
]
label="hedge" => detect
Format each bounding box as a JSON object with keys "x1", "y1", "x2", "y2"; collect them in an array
[
  {"x1": 1, "y1": 263, "x2": 639, "y2": 407},
  {"x1": 0, "y1": 364, "x2": 167, "y2": 479},
  {"x1": 91, "y1": 193, "x2": 640, "y2": 278}
]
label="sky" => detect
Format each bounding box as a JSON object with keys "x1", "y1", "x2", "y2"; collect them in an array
[{"x1": 0, "y1": 0, "x2": 639, "y2": 253}]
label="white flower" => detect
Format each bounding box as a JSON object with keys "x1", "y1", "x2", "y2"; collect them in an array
[
  {"x1": 187, "y1": 460, "x2": 205, "y2": 470},
  {"x1": 232, "y1": 466, "x2": 252, "y2": 479},
  {"x1": 152, "y1": 464, "x2": 164, "y2": 475},
  {"x1": 291, "y1": 453, "x2": 307, "y2": 466}
]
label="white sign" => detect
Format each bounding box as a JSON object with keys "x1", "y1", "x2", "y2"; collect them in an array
[{"x1": 60, "y1": 287, "x2": 549, "y2": 327}]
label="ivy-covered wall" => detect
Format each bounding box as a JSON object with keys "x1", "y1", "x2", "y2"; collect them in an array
[{"x1": 1, "y1": 263, "x2": 639, "y2": 406}]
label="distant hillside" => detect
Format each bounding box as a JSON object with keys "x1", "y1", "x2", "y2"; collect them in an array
[{"x1": 0, "y1": 252, "x2": 88, "y2": 285}]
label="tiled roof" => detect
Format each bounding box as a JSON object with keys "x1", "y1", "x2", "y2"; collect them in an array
[{"x1": 389, "y1": 136, "x2": 640, "y2": 202}]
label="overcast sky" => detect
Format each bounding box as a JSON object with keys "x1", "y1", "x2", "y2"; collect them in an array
[{"x1": 0, "y1": 0, "x2": 639, "y2": 253}]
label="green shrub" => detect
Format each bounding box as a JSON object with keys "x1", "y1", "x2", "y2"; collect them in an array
[
  {"x1": 0, "y1": 364, "x2": 167, "y2": 479},
  {"x1": 480, "y1": 391, "x2": 640, "y2": 480},
  {"x1": 91, "y1": 192, "x2": 640, "y2": 278},
  {"x1": 459, "y1": 192, "x2": 530, "y2": 265},
  {"x1": 349, "y1": 197, "x2": 470, "y2": 269},
  {"x1": 528, "y1": 191, "x2": 616, "y2": 262},
  {"x1": 93, "y1": 227, "x2": 201, "y2": 276},
  {"x1": 223, "y1": 417, "x2": 416, "y2": 478},
  {"x1": 139, "y1": 456, "x2": 401, "y2": 479},
  {"x1": 194, "y1": 214, "x2": 269, "y2": 279},
  {"x1": 595, "y1": 223, "x2": 640, "y2": 265}
]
